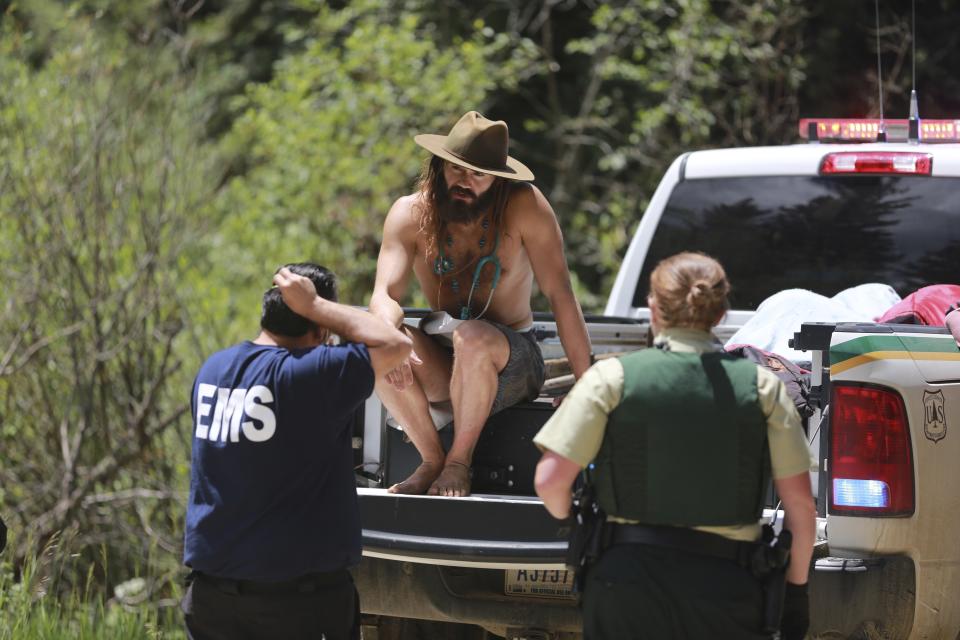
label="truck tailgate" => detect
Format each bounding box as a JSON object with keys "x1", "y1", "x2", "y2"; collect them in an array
[{"x1": 358, "y1": 489, "x2": 569, "y2": 569}]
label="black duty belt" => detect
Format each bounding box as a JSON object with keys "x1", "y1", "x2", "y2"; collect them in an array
[
  {"x1": 190, "y1": 568, "x2": 350, "y2": 596},
  {"x1": 608, "y1": 522, "x2": 755, "y2": 568}
]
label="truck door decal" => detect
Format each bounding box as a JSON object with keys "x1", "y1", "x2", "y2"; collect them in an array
[
  {"x1": 923, "y1": 389, "x2": 947, "y2": 443},
  {"x1": 830, "y1": 335, "x2": 960, "y2": 376}
]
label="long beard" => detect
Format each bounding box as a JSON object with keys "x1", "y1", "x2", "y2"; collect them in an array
[{"x1": 440, "y1": 182, "x2": 497, "y2": 224}]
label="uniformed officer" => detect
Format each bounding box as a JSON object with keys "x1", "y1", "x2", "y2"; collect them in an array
[
  {"x1": 181, "y1": 263, "x2": 412, "y2": 640},
  {"x1": 533, "y1": 251, "x2": 816, "y2": 639}
]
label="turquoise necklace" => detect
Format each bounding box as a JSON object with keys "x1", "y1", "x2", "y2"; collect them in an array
[{"x1": 433, "y1": 216, "x2": 502, "y2": 320}]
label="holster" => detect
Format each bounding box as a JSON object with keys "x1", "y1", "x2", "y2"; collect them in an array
[
  {"x1": 564, "y1": 479, "x2": 606, "y2": 595},
  {"x1": 751, "y1": 524, "x2": 793, "y2": 633}
]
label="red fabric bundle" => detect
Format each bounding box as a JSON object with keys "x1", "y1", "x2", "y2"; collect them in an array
[{"x1": 876, "y1": 284, "x2": 960, "y2": 326}]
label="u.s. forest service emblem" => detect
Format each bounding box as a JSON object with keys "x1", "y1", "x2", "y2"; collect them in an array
[{"x1": 923, "y1": 389, "x2": 947, "y2": 443}]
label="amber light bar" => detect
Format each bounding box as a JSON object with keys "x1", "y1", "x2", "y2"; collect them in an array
[{"x1": 799, "y1": 118, "x2": 960, "y2": 142}]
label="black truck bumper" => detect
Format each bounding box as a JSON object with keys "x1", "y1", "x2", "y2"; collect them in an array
[{"x1": 357, "y1": 489, "x2": 580, "y2": 636}]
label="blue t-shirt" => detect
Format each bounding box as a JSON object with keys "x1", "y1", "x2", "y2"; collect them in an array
[{"x1": 184, "y1": 340, "x2": 374, "y2": 581}]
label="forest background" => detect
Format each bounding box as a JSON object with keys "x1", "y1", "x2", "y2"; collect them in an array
[{"x1": 1, "y1": 1, "x2": 958, "y2": 637}]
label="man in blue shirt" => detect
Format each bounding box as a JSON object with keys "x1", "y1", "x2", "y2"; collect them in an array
[{"x1": 182, "y1": 263, "x2": 412, "y2": 640}]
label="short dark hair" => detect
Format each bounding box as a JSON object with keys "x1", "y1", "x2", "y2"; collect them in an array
[{"x1": 260, "y1": 263, "x2": 338, "y2": 337}]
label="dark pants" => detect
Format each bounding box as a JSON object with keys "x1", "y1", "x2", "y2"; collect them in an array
[
  {"x1": 181, "y1": 570, "x2": 360, "y2": 640},
  {"x1": 581, "y1": 543, "x2": 769, "y2": 640}
]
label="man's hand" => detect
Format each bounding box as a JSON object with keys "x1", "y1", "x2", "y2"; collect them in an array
[
  {"x1": 780, "y1": 581, "x2": 810, "y2": 640},
  {"x1": 946, "y1": 307, "x2": 960, "y2": 347},
  {"x1": 273, "y1": 267, "x2": 319, "y2": 317},
  {"x1": 384, "y1": 351, "x2": 422, "y2": 390}
]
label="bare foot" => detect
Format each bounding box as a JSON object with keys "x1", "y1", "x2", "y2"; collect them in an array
[
  {"x1": 387, "y1": 462, "x2": 442, "y2": 494},
  {"x1": 427, "y1": 461, "x2": 472, "y2": 497}
]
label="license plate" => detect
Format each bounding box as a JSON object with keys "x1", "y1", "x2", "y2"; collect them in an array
[{"x1": 504, "y1": 569, "x2": 575, "y2": 598}]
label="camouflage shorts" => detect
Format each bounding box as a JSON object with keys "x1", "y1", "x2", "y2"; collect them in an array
[{"x1": 486, "y1": 321, "x2": 546, "y2": 414}]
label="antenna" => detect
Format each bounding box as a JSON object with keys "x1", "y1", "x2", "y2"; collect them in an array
[
  {"x1": 912, "y1": 0, "x2": 917, "y2": 94},
  {"x1": 874, "y1": 0, "x2": 886, "y2": 141},
  {"x1": 908, "y1": 0, "x2": 920, "y2": 143}
]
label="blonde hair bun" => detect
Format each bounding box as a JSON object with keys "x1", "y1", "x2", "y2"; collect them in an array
[{"x1": 650, "y1": 252, "x2": 730, "y2": 331}]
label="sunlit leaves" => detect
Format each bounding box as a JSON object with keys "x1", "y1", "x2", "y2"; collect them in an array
[{"x1": 210, "y1": 0, "x2": 537, "y2": 337}]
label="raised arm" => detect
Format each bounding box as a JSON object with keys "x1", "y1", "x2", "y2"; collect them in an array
[
  {"x1": 521, "y1": 187, "x2": 592, "y2": 378},
  {"x1": 369, "y1": 196, "x2": 419, "y2": 329},
  {"x1": 272, "y1": 268, "x2": 412, "y2": 378}
]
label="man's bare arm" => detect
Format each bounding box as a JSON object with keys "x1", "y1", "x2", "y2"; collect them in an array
[
  {"x1": 522, "y1": 187, "x2": 592, "y2": 378},
  {"x1": 369, "y1": 196, "x2": 419, "y2": 329},
  {"x1": 947, "y1": 307, "x2": 960, "y2": 347},
  {"x1": 273, "y1": 268, "x2": 413, "y2": 377}
]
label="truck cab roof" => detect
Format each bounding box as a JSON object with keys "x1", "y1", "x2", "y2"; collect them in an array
[
  {"x1": 606, "y1": 140, "x2": 960, "y2": 318},
  {"x1": 683, "y1": 142, "x2": 960, "y2": 178}
]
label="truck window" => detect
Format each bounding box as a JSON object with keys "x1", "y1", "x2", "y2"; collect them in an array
[{"x1": 633, "y1": 175, "x2": 960, "y2": 310}]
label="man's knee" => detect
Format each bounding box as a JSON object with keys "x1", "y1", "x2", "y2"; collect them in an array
[{"x1": 452, "y1": 321, "x2": 503, "y2": 360}]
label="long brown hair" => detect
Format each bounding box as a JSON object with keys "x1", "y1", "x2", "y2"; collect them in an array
[{"x1": 414, "y1": 155, "x2": 512, "y2": 259}]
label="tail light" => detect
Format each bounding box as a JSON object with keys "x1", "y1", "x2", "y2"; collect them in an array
[
  {"x1": 829, "y1": 383, "x2": 914, "y2": 516},
  {"x1": 820, "y1": 152, "x2": 932, "y2": 175}
]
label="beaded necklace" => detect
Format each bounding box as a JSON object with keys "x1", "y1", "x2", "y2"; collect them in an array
[{"x1": 433, "y1": 216, "x2": 502, "y2": 320}]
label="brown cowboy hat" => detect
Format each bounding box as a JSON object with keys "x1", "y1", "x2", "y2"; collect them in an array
[{"x1": 414, "y1": 111, "x2": 535, "y2": 181}]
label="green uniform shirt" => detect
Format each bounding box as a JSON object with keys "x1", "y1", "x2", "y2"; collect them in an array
[{"x1": 533, "y1": 327, "x2": 815, "y2": 542}]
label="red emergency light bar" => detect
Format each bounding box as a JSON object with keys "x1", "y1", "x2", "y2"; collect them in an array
[
  {"x1": 799, "y1": 118, "x2": 960, "y2": 142},
  {"x1": 820, "y1": 152, "x2": 932, "y2": 175}
]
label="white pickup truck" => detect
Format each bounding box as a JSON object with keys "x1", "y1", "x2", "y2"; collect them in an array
[{"x1": 354, "y1": 118, "x2": 960, "y2": 639}]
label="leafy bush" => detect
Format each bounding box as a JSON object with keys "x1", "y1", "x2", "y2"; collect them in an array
[
  {"x1": 211, "y1": 0, "x2": 540, "y2": 330},
  {"x1": 0, "y1": 11, "x2": 213, "y2": 605}
]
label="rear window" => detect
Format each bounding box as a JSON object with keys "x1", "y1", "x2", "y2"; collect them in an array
[{"x1": 634, "y1": 175, "x2": 960, "y2": 310}]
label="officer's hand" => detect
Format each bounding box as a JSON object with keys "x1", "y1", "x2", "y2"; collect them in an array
[
  {"x1": 385, "y1": 351, "x2": 421, "y2": 391},
  {"x1": 272, "y1": 267, "x2": 318, "y2": 317},
  {"x1": 780, "y1": 581, "x2": 810, "y2": 640}
]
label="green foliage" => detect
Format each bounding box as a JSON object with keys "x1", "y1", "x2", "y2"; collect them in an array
[
  {"x1": 0, "y1": 534, "x2": 184, "y2": 639},
  {"x1": 210, "y1": 0, "x2": 539, "y2": 340},
  {"x1": 516, "y1": 0, "x2": 809, "y2": 309},
  {"x1": 0, "y1": 5, "x2": 212, "y2": 604},
  {"x1": 184, "y1": 0, "x2": 320, "y2": 137},
  {"x1": 4, "y1": 0, "x2": 960, "y2": 633}
]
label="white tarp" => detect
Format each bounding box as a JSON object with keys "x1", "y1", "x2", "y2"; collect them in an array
[{"x1": 725, "y1": 283, "x2": 902, "y2": 363}]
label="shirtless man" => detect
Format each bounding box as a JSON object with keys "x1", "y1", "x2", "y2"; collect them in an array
[{"x1": 370, "y1": 111, "x2": 592, "y2": 497}]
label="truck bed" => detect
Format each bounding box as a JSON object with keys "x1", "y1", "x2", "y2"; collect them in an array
[{"x1": 354, "y1": 312, "x2": 647, "y2": 637}]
